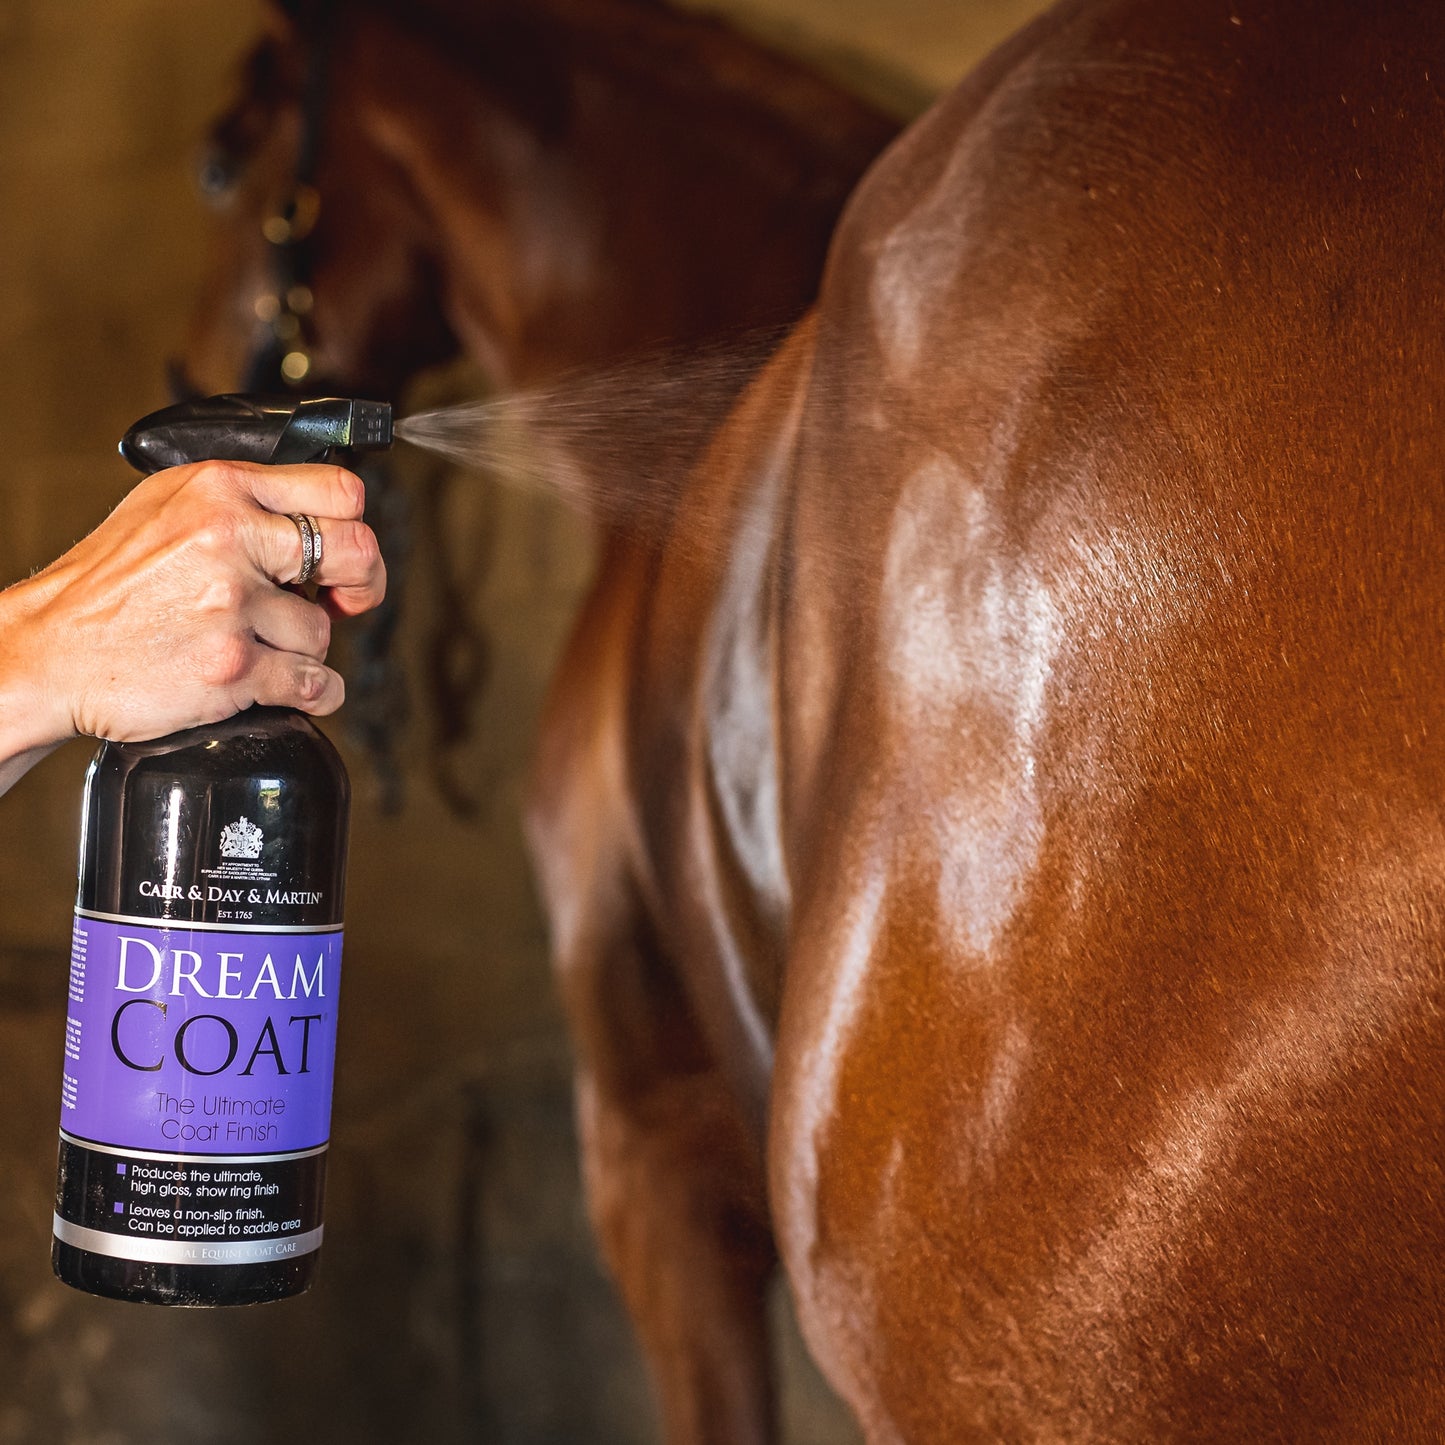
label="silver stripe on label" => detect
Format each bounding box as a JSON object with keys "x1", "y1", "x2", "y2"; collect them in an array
[
  {"x1": 59, "y1": 1131, "x2": 328, "y2": 1165},
  {"x1": 75, "y1": 908, "x2": 343, "y2": 936},
  {"x1": 54, "y1": 1214, "x2": 323, "y2": 1266}
]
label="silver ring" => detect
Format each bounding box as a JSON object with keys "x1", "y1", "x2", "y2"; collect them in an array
[{"x1": 288, "y1": 513, "x2": 323, "y2": 586}]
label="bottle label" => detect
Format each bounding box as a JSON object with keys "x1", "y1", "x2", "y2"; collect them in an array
[{"x1": 53, "y1": 911, "x2": 342, "y2": 1265}]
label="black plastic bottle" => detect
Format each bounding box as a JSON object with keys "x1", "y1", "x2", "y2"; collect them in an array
[
  {"x1": 52, "y1": 394, "x2": 389, "y2": 1305},
  {"x1": 53, "y1": 712, "x2": 348, "y2": 1304}
]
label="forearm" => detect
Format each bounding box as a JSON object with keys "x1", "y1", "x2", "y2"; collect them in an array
[{"x1": 0, "y1": 575, "x2": 72, "y2": 796}]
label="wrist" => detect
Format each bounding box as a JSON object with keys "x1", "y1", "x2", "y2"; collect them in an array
[{"x1": 0, "y1": 575, "x2": 74, "y2": 789}]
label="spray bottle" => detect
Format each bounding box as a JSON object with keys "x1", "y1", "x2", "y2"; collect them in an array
[{"x1": 52, "y1": 394, "x2": 391, "y2": 1305}]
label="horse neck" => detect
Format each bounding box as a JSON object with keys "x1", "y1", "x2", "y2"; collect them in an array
[{"x1": 348, "y1": 0, "x2": 897, "y2": 385}]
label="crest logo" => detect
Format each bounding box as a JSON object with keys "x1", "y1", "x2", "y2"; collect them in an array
[{"x1": 219, "y1": 817, "x2": 265, "y2": 861}]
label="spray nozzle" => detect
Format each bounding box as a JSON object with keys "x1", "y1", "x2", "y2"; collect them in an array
[{"x1": 120, "y1": 393, "x2": 393, "y2": 475}]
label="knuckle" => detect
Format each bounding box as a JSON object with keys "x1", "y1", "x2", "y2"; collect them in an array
[
  {"x1": 352, "y1": 523, "x2": 382, "y2": 572},
  {"x1": 296, "y1": 666, "x2": 340, "y2": 710},
  {"x1": 190, "y1": 509, "x2": 242, "y2": 557},
  {"x1": 297, "y1": 667, "x2": 326, "y2": 704},
  {"x1": 188, "y1": 459, "x2": 249, "y2": 496},
  {"x1": 334, "y1": 467, "x2": 366, "y2": 517},
  {"x1": 199, "y1": 632, "x2": 251, "y2": 689},
  {"x1": 203, "y1": 571, "x2": 249, "y2": 616}
]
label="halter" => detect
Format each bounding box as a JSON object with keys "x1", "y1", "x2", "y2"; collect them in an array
[
  {"x1": 180, "y1": 1, "x2": 489, "y2": 814},
  {"x1": 239, "y1": 1, "x2": 419, "y2": 812},
  {"x1": 244, "y1": 0, "x2": 335, "y2": 392}
]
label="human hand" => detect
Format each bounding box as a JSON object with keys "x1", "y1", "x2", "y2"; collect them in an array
[{"x1": 0, "y1": 459, "x2": 385, "y2": 778}]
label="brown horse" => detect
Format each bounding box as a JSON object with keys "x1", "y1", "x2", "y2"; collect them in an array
[
  {"x1": 184, "y1": 0, "x2": 897, "y2": 398},
  {"x1": 191, "y1": 0, "x2": 1445, "y2": 1440},
  {"x1": 183, "y1": 0, "x2": 896, "y2": 806}
]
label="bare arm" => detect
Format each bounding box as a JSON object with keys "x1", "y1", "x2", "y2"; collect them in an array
[{"x1": 0, "y1": 458, "x2": 385, "y2": 796}]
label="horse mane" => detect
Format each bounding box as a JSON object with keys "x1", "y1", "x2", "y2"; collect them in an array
[{"x1": 340, "y1": 0, "x2": 900, "y2": 183}]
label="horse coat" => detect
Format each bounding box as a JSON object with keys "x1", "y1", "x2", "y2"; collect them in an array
[{"x1": 528, "y1": 1, "x2": 1445, "y2": 1438}]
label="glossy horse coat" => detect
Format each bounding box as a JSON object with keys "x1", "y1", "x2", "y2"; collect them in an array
[
  {"x1": 195, "y1": 0, "x2": 1444, "y2": 1438},
  {"x1": 529, "y1": 0, "x2": 1445, "y2": 1437}
]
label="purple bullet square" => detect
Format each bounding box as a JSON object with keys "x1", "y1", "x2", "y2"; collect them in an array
[
  {"x1": 116, "y1": 1163, "x2": 126, "y2": 1175},
  {"x1": 113, "y1": 1203, "x2": 124, "y2": 1214}
]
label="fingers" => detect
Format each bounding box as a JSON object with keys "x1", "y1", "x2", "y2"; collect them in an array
[
  {"x1": 13, "y1": 457, "x2": 371, "y2": 749},
  {"x1": 243, "y1": 643, "x2": 346, "y2": 717},
  {"x1": 253, "y1": 513, "x2": 387, "y2": 610},
  {"x1": 236, "y1": 462, "x2": 368, "y2": 522},
  {"x1": 251, "y1": 588, "x2": 331, "y2": 660},
  {"x1": 315, "y1": 519, "x2": 387, "y2": 614},
  {"x1": 203, "y1": 462, "x2": 385, "y2": 610}
]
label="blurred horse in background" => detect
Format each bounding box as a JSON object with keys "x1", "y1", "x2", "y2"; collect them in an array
[
  {"x1": 189, "y1": 0, "x2": 1445, "y2": 1440},
  {"x1": 184, "y1": 0, "x2": 896, "y2": 397},
  {"x1": 184, "y1": 0, "x2": 894, "y2": 811}
]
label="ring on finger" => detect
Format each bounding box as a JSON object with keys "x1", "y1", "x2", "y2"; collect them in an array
[{"x1": 286, "y1": 513, "x2": 324, "y2": 586}]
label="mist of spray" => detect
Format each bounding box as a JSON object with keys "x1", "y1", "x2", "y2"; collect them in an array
[{"x1": 392, "y1": 329, "x2": 787, "y2": 550}]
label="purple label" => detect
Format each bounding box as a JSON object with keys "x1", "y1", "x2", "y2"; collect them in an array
[{"x1": 62, "y1": 913, "x2": 342, "y2": 1156}]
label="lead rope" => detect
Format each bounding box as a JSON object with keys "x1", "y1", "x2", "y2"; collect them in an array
[{"x1": 416, "y1": 449, "x2": 499, "y2": 819}]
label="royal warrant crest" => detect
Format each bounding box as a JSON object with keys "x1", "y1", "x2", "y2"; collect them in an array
[{"x1": 219, "y1": 816, "x2": 265, "y2": 860}]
